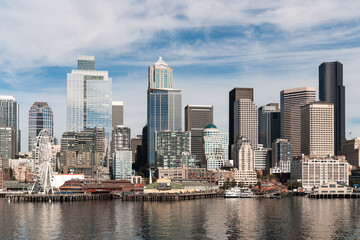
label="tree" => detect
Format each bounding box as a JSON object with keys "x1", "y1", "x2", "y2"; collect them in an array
[
  {"x1": 231, "y1": 179, "x2": 237, "y2": 188},
  {"x1": 238, "y1": 182, "x2": 244, "y2": 188}
]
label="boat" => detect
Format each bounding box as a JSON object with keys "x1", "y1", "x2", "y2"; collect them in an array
[
  {"x1": 240, "y1": 188, "x2": 254, "y2": 198},
  {"x1": 225, "y1": 187, "x2": 241, "y2": 198}
]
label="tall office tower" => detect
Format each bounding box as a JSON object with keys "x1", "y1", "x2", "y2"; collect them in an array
[
  {"x1": 203, "y1": 124, "x2": 228, "y2": 171},
  {"x1": 155, "y1": 131, "x2": 194, "y2": 168},
  {"x1": 147, "y1": 57, "x2": 181, "y2": 167},
  {"x1": 60, "y1": 127, "x2": 105, "y2": 178},
  {"x1": 0, "y1": 125, "x2": 15, "y2": 159},
  {"x1": 229, "y1": 88, "x2": 253, "y2": 158},
  {"x1": 185, "y1": 105, "x2": 213, "y2": 167},
  {"x1": 111, "y1": 125, "x2": 131, "y2": 153},
  {"x1": 0, "y1": 96, "x2": 19, "y2": 154},
  {"x1": 301, "y1": 102, "x2": 334, "y2": 157},
  {"x1": 280, "y1": 87, "x2": 316, "y2": 156},
  {"x1": 272, "y1": 139, "x2": 292, "y2": 173},
  {"x1": 112, "y1": 101, "x2": 124, "y2": 127},
  {"x1": 234, "y1": 98, "x2": 258, "y2": 150},
  {"x1": 258, "y1": 103, "x2": 281, "y2": 148},
  {"x1": 131, "y1": 137, "x2": 142, "y2": 164},
  {"x1": 319, "y1": 61, "x2": 345, "y2": 155},
  {"x1": 28, "y1": 102, "x2": 54, "y2": 152},
  {"x1": 67, "y1": 56, "x2": 112, "y2": 140}
]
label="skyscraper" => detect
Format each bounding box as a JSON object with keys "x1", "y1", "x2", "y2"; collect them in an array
[
  {"x1": 203, "y1": 124, "x2": 228, "y2": 171},
  {"x1": 0, "y1": 125, "x2": 15, "y2": 159},
  {"x1": 185, "y1": 105, "x2": 213, "y2": 166},
  {"x1": 233, "y1": 137, "x2": 257, "y2": 185},
  {"x1": 28, "y1": 102, "x2": 54, "y2": 152},
  {"x1": 272, "y1": 139, "x2": 292, "y2": 173},
  {"x1": 147, "y1": 57, "x2": 181, "y2": 166},
  {"x1": 229, "y1": 88, "x2": 253, "y2": 158},
  {"x1": 319, "y1": 61, "x2": 345, "y2": 154},
  {"x1": 155, "y1": 131, "x2": 193, "y2": 168},
  {"x1": 0, "y1": 96, "x2": 19, "y2": 154},
  {"x1": 67, "y1": 56, "x2": 112, "y2": 139},
  {"x1": 234, "y1": 99, "x2": 258, "y2": 149},
  {"x1": 112, "y1": 101, "x2": 124, "y2": 127},
  {"x1": 111, "y1": 125, "x2": 131, "y2": 153},
  {"x1": 258, "y1": 103, "x2": 281, "y2": 148},
  {"x1": 301, "y1": 102, "x2": 334, "y2": 157},
  {"x1": 281, "y1": 87, "x2": 316, "y2": 156}
]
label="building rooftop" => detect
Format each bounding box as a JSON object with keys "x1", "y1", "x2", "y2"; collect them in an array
[
  {"x1": 204, "y1": 124, "x2": 217, "y2": 129},
  {"x1": 281, "y1": 87, "x2": 316, "y2": 94},
  {"x1": 154, "y1": 57, "x2": 168, "y2": 68},
  {"x1": 112, "y1": 101, "x2": 124, "y2": 106},
  {"x1": 0, "y1": 96, "x2": 15, "y2": 101},
  {"x1": 78, "y1": 56, "x2": 95, "y2": 61}
]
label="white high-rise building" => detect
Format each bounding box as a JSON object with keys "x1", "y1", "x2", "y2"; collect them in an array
[
  {"x1": 233, "y1": 137, "x2": 257, "y2": 186},
  {"x1": 203, "y1": 124, "x2": 228, "y2": 171},
  {"x1": 113, "y1": 150, "x2": 132, "y2": 180},
  {"x1": 291, "y1": 155, "x2": 350, "y2": 190},
  {"x1": 301, "y1": 102, "x2": 334, "y2": 157},
  {"x1": 67, "y1": 56, "x2": 112, "y2": 139}
]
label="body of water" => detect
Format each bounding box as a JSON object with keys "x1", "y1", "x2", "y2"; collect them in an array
[{"x1": 1, "y1": 197, "x2": 359, "y2": 239}]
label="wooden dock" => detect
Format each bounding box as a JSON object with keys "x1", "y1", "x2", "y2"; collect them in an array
[
  {"x1": 309, "y1": 193, "x2": 360, "y2": 199},
  {"x1": 6, "y1": 193, "x2": 113, "y2": 203},
  {"x1": 122, "y1": 192, "x2": 221, "y2": 202}
]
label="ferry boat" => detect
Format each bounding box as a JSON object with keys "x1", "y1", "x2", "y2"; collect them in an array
[
  {"x1": 224, "y1": 187, "x2": 241, "y2": 198},
  {"x1": 240, "y1": 188, "x2": 254, "y2": 198}
]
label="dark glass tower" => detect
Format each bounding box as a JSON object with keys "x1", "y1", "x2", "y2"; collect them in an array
[{"x1": 319, "y1": 61, "x2": 345, "y2": 155}]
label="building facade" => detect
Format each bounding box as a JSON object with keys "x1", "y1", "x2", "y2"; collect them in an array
[
  {"x1": 0, "y1": 96, "x2": 19, "y2": 154},
  {"x1": 67, "y1": 56, "x2": 112, "y2": 140},
  {"x1": 0, "y1": 125, "x2": 15, "y2": 159},
  {"x1": 111, "y1": 125, "x2": 131, "y2": 153},
  {"x1": 60, "y1": 127, "x2": 105, "y2": 178},
  {"x1": 272, "y1": 139, "x2": 292, "y2": 173},
  {"x1": 258, "y1": 104, "x2": 281, "y2": 148},
  {"x1": 234, "y1": 99, "x2": 258, "y2": 149},
  {"x1": 319, "y1": 61, "x2": 345, "y2": 155},
  {"x1": 301, "y1": 102, "x2": 334, "y2": 157},
  {"x1": 131, "y1": 137, "x2": 142, "y2": 164},
  {"x1": 281, "y1": 87, "x2": 316, "y2": 156},
  {"x1": 254, "y1": 145, "x2": 271, "y2": 170},
  {"x1": 203, "y1": 124, "x2": 228, "y2": 171},
  {"x1": 28, "y1": 102, "x2": 54, "y2": 152},
  {"x1": 113, "y1": 150, "x2": 132, "y2": 181},
  {"x1": 229, "y1": 88, "x2": 254, "y2": 159},
  {"x1": 291, "y1": 155, "x2": 350, "y2": 190},
  {"x1": 185, "y1": 105, "x2": 213, "y2": 166},
  {"x1": 340, "y1": 138, "x2": 360, "y2": 168},
  {"x1": 112, "y1": 101, "x2": 124, "y2": 127},
  {"x1": 155, "y1": 131, "x2": 193, "y2": 168}
]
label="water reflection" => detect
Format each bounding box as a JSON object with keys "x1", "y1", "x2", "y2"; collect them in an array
[{"x1": 1, "y1": 197, "x2": 360, "y2": 239}]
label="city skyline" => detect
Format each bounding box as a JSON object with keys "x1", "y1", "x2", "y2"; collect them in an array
[{"x1": 1, "y1": 2, "x2": 360, "y2": 151}]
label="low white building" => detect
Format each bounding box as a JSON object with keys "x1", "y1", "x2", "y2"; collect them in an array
[
  {"x1": 313, "y1": 181, "x2": 353, "y2": 195},
  {"x1": 291, "y1": 155, "x2": 350, "y2": 190},
  {"x1": 234, "y1": 170, "x2": 257, "y2": 186}
]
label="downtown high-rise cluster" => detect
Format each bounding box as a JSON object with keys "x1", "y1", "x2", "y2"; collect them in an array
[{"x1": 0, "y1": 57, "x2": 359, "y2": 192}]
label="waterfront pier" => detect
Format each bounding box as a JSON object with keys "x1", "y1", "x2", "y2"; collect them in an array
[
  {"x1": 309, "y1": 193, "x2": 360, "y2": 199},
  {"x1": 6, "y1": 193, "x2": 113, "y2": 203},
  {"x1": 122, "y1": 192, "x2": 221, "y2": 201}
]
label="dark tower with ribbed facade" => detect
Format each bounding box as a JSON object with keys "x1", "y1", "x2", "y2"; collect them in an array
[{"x1": 319, "y1": 61, "x2": 345, "y2": 155}]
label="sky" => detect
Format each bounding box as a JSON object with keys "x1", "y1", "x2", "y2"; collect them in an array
[{"x1": 1, "y1": 0, "x2": 360, "y2": 151}]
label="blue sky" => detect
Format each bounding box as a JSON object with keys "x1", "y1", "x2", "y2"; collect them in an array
[{"x1": 1, "y1": 0, "x2": 360, "y2": 151}]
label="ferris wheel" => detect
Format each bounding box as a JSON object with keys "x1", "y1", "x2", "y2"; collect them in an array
[{"x1": 30, "y1": 129, "x2": 57, "y2": 194}]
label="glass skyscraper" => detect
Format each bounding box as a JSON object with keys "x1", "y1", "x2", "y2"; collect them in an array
[
  {"x1": 67, "y1": 56, "x2": 112, "y2": 139},
  {"x1": 0, "y1": 96, "x2": 19, "y2": 154},
  {"x1": 203, "y1": 124, "x2": 228, "y2": 171},
  {"x1": 28, "y1": 102, "x2": 53, "y2": 152},
  {"x1": 147, "y1": 57, "x2": 182, "y2": 166}
]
